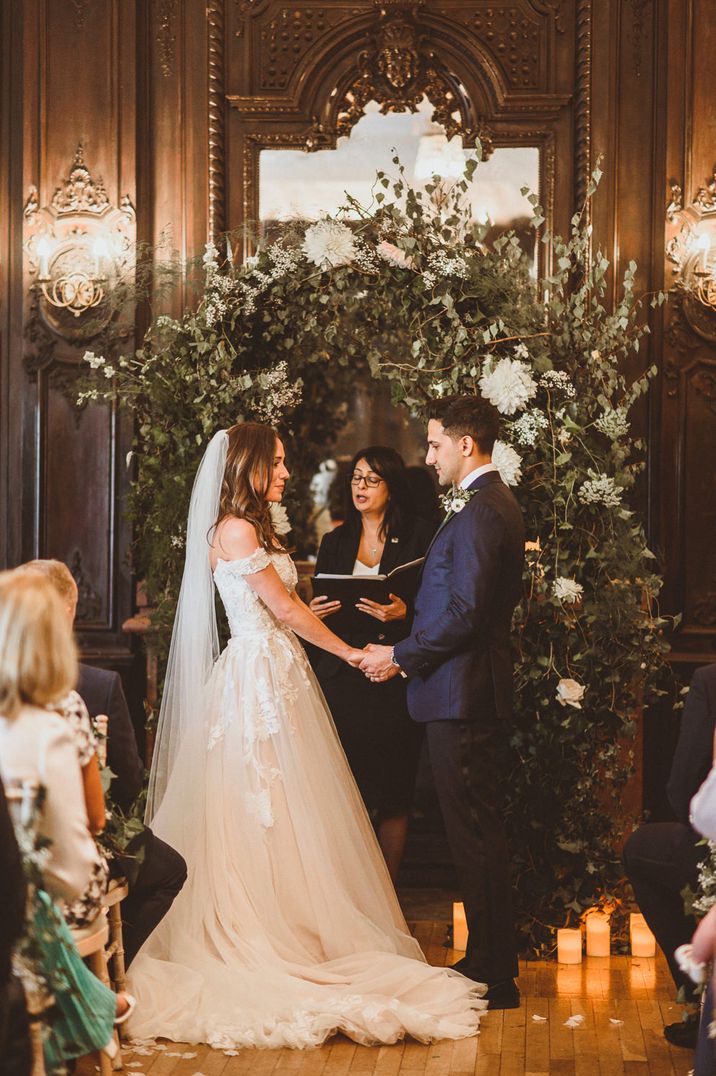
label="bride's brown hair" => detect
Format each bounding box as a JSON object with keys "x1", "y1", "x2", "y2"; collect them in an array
[{"x1": 214, "y1": 422, "x2": 286, "y2": 554}]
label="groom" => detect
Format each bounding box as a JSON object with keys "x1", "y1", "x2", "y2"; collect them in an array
[{"x1": 360, "y1": 394, "x2": 524, "y2": 1008}]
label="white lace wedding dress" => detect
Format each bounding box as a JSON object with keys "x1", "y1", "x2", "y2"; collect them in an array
[{"x1": 128, "y1": 549, "x2": 485, "y2": 1049}]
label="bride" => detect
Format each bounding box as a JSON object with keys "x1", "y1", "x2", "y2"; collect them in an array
[{"x1": 128, "y1": 422, "x2": 486, "y2": 1049}]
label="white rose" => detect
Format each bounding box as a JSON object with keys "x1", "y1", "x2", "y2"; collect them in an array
[
  {"x1": 491, "y1": 440, "x2": 522, "y2": 486},
  {"x1": 377, "y1": 240, "x2": 413, "y2": 269},
  {"x1": 450, "y1": 498, "x2": 465, "y2": 513},
  {"x1": 303, "y1": 221, "x2": 356, "y2": 269},
  {"x1": 556, "y1": 678, "x2": 585, "y2": 709}
]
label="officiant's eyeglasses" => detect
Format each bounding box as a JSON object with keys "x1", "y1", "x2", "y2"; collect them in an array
[{"x1": 350, "y1": 473, "x2": 384, "y2": 488}]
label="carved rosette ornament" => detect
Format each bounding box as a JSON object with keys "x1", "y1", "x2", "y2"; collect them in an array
[{"x1": 335, "y1": 5, "x2": 480, "y2": 150}]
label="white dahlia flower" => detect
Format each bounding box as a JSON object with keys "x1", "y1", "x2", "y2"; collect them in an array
[
  {"x1": 479, "y1": 357, "x2": 537, "y2": 415},
  {"x1": 302, "y1": 221, "x2": 356, "y2": 269},
  {"x1": 491, "y1": 440, "x2": 522, "y2": 486},
  {"x1": 270, "y1": 503, "x2": 291, "y2": 536},
  {"x1": 553, "y1": 577, "x2": 584, "y2": 604}
]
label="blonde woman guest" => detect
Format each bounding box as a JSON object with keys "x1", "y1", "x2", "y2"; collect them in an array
[
  {"x1": 0, "y1": 570, "x2": 134, "y2": 1070},
  {"x1": 22, "y1": 560, "x2": 109, "y2": 929}
]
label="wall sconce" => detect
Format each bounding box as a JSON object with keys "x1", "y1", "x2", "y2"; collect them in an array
[
  {"x1": 24, "y1": 145, "x2": 135, "y2": 342},
  {"x1": 666, "y1": 170, "x2": 716, "y2": 335}
]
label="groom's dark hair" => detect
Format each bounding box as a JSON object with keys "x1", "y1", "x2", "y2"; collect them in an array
[{"x1": 426, "y1": 394, "x2": 500, "y2": 455}]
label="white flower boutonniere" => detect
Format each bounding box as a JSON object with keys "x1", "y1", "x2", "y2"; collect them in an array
[{"x1": 439, "y1": 487, "x2": 476, "y2": 517}]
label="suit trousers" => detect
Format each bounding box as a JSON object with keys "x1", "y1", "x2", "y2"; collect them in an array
[
  {"x1": 426, "y1": 718, "x2": 518, "y2": 983},
  {"x1": 118, "y1": 828, "x2": 187, "y2": 967},
  {"x1": 623, "y1": 821, "x2": 706, "y2": 998}
]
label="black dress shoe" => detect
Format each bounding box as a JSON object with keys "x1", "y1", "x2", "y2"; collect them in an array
[
  {"x1": 664, "y1": 1015, "x2": 698, "y2": 1049},
  {"x1": 484, "y1": 979, "x2": 521, "y2": 1010}
]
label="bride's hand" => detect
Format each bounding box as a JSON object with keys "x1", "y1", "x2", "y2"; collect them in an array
[{"x1": 345, "y1": 648, "x2": 366, "y2": 667}]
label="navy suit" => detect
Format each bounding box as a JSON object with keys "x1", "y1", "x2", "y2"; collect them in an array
[
  {"x1": 394, "y1": 470, "x2": 524, "y2": 982},
  {"x1": 77, "y1": 664, "x2": 187, "y2": 966}
]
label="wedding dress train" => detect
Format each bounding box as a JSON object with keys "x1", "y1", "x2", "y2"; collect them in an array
[{"x1": 128, "y1": 548, "x2": 485, "y2": 1048}]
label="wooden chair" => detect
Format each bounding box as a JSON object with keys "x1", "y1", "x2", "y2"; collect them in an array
[
  {"x1": 71, "y1": 914, "x2": 123, "y2": 1074},
  {"x1": 104, "y1": 877, "x2": 129, "y2": 998}
]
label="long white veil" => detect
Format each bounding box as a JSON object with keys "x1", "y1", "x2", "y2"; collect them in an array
[{"x1": 145, "y1": 429, "x2": 229, "y2": 823}]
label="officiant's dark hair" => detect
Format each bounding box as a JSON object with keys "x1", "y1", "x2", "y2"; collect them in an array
[
  {"x1": 215, "y1": 422, "x2": 287, "y2": 554},
  {"x1": 426, "y1": 394, "x2": 500, "y2": 455},
  {"x1": 344, "y1": 446, "x2": 411, "y2": 541}
]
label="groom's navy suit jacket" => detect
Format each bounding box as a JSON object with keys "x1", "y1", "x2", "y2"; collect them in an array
[{"x1": 393, "y1": 470, "x2": 524, "y2": 724}]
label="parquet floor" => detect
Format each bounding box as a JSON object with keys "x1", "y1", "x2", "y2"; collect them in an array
[{"x1": 82, "y1": 917, "x2": 697, "y2": 1076}]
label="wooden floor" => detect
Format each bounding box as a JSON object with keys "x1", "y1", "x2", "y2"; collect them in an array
[{"x1": 82, "y1": 917, "x2": 697, "y2": 1076}]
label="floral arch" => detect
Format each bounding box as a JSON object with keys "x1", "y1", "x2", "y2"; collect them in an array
[{"x1": 81, "y1": 161, "x2": 670, "y2": 952}]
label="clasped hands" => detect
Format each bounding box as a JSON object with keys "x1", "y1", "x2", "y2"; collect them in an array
[
  {"x1": 310, "y1": 592, "x2": 406, "y2": 682},
  {"x1": 347, "y1": 644, "x2": 400, "y2": 682}
]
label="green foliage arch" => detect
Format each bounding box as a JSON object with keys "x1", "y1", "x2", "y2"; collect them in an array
[{"x1": 81, "y1": 160, "x2": 672, "y2": 952}]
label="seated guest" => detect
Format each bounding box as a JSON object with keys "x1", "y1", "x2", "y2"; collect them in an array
[
  {"x1": 0, "y1": 570, "x2": 134, "y2": 1070},
  {"x1": 0, "y1": 778, "x2": 30, "y2": 1076},
  {"x1": 78, "y1": 661, "x2": 187, "y2": 965},
  {"x1": 623, "y1": 662, "x2": 716, "y2": 1048},
  {"x1": 309, "y1": 446, "x2": 434, "y2": 881},
  {"x1": 683, "y1": 754, "x2": 716, "y2": 1076},
  {"x1": 24, "y1": 559, "x2": 187, "y2": 966}
]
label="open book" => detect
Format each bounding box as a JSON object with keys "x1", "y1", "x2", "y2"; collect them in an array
[{"x1": 312, "y1": 557, "x2": 424, "y2": 606}]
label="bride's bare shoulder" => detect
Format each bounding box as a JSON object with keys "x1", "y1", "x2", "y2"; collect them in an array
[{"x1": 212, "y1": 516, "x2": 260, "y2": 562}]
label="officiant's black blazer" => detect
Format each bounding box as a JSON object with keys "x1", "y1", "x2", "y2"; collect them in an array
[
  {"x1": 310, "y1": 514, "x2": 435, "y2": 679},
  {"x1": 394, "y1": 470, "x2": 524, "y2": 724}
]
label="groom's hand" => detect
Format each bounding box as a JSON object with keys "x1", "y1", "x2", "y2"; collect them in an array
[{"x1": 359, "y1": 644, "x2": 398, "y2": 682}]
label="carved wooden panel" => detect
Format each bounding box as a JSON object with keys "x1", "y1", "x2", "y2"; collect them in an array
[
  {"x1": 223, "y1": 0, "x2": 576, "y2": 249},
  {"x1": 13, "y1": 0, "x2": 138, "y2": 658}
]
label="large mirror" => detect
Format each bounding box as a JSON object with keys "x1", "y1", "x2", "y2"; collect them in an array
[
  {"x1": 258, "y1": 97, "x2": 542, "y2": 491},
  {"x1": 259, "y1": 97, "x2": 541, "y2": 264}
]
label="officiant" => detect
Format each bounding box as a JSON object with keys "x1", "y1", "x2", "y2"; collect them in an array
[{"x1": 309, "y1": 446, "x2": 434, "y2": 881}]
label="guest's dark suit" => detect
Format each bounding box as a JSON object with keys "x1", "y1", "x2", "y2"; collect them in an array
[
  {"x1": 394, "y1": 470, "x2": 525, "y2": 983},
  {"x1": 623, "y1": 662, "x2": 716, "y2": 997},
  {"x1": 311, "y1": 516, "x2": 434, "y2": 814},
  {"x1": 77, "y1": 664, "x2": 187, "y2": 966}
]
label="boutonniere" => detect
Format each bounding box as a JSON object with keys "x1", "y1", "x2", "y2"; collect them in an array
[{"x1": 439, "y1": 487, "x2": 476, "y2": 517}]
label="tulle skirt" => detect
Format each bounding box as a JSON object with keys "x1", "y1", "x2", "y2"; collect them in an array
[{"x1": 128, "y1": 629, "x2": 485, "y2": 1048}]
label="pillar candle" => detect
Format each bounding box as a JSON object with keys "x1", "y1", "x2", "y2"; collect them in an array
[
  {"x1": 557, "y1": 927, "x2": 582, "y2": 964},
  {"x1": 628, "y1": 916, "x2": 654, "y2": 959},
  {"x1": 585, "y1": 912, "x2": 610, "y2": 957},
  {"x1": 452, "y1": 902, "x2": 468, "y2": 951}
]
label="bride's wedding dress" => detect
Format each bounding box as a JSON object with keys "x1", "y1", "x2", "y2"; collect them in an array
[{"x1": 128, "y1": 547, "x2": 485, "y2": 1049}]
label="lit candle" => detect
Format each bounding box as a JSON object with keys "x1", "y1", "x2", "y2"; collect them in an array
[
  {"x1": 557, "y1": 927, "x2": 582, "y2": 964},
  {"x1": 585, "y1": 912, "x2": 610, "y2": 957},
  {"x1": 36, "y1": 235, "x2": 51, "y2": 279},
  {"x1": 452, "y1": 902, "x2": 468, "y2": 951},
  {"x1": 630, "y1": 912, "x2": 656, "y2": 957}
]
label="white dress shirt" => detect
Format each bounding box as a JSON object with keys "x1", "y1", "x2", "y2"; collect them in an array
[{"x1": 459, "y1": 462, "x2": 498, "y2": 490}]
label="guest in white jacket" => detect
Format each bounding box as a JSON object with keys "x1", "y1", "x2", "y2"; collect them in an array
[
  {"x1": 0, "y1": 573, "x2": 99, "y2": 902},
  {"x1": 0, "y1": 568, "x2": 135, "y2": 1068}
]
